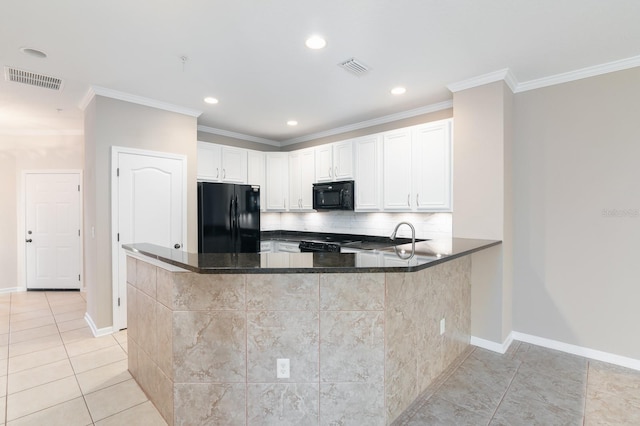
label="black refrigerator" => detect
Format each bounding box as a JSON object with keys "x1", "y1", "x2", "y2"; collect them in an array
[{"x1": 197, "y1": 182, "x2": 260, "y2": 253}]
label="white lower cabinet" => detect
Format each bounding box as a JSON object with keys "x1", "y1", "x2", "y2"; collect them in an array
[
  {"x1": 260, "y1": 241, "x2": 273, "y2": 252},
  {"x1": 274, "y1": 241, "x2": 300, "y2": 252}
]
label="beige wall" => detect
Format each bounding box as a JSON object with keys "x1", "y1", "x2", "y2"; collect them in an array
[
  {"x1": 513, "y1": 67, "x2": 640, "y2": 359},
  {"x1": 84, "y1": 96, "x2": 197, "y2": 329},
  {"x1": 452, "y1": 81, "x2": 513, "y2": 344},
  {"x1": 0, "y1": 134, "x2": 84, "y2": 291}
]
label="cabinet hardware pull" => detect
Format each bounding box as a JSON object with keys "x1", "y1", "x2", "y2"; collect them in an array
[
  {"x1": 328, "y1": 167, "x2": 332, "y2": 177},
  {"x1": 223, "y1": 169, "x2": 226, "y2": 179},
  {"x1": 216, "y1": 168, "x2": 219, "y2": 178},
  {"x1": 416, "y1": 193, "x2": 420, "y2": 207},
  {"x1": 407, "y1": 194, "x2": 410, "y2": 207},
  {"x1": 335, "y1": 166, "x2": 338, "y2": 177}
]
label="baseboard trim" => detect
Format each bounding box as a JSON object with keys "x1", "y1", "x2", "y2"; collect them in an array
[
  {"x1": 470, "y1": 333, "x2": 514, "y2": 354},
  {"x1": 0, "y1": 287, "x2": 25, "y2": 294},
  {"x1": 84, "y1": 312, "x2": 114, "y2": 337},
  {"x1": 472, "y1": 331, "x2": 640, "y2": 371},
  {"x1": 512, "y1": 332, "x2": 640, "y2": 371}
]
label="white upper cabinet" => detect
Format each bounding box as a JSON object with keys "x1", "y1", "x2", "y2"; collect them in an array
[
  {"x1": 382, "y1": 119, "x2": 452, "y2": 212},
  {"x1": 247, "y1": 150, "x2": 266, "y2": 212},
  {"x1": 265, "y1": 152, "x2": 289, "y2": 211},
  {"x1": 382, "y1": 128, "x2": 413, "y2": 210},
  {"x1": 411, "y1": 120, "x2": 452, "y2": 211},
  {"x1": 289, "y1": 148, "x2": 315, "y2": 211},
  {"x1": 197, "y1": 142, "x2": 247, "y2": 183},
  {"x1": 354, "y1": 134, "x2": 383, "y2": 211},
  {"x1": 314, "y1": 140, "x2": 354, "y2": 182}
]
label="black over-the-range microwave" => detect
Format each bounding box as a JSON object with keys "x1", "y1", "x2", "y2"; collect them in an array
[{"x1": 312, "y1": 180, "x2": 355, "y2": 211}]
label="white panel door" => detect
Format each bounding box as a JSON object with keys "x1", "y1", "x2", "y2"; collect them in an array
[
  {"x1": 115, "y1": 151, "x2": 185, "y2": 330},
  {"x1": 25, "y1": 173, "x2": 81, "y2": 289}
]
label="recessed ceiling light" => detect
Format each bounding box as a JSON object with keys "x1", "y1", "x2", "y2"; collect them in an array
[
  {"x1": 287, "y1": 120, "x2": 298, "y2": 126},
  {"x1": 20, "y1": 47, "x2": 47, "y2": 59},
  {"x1": 204, "y1": 97, "x2": 219, "y2": 104},
  {"x1": 305, "y1": 35, "x2": 327, "y2": 50},
  {"x1": 391, "y1": 87, "x2": 406, "y2": 95}
]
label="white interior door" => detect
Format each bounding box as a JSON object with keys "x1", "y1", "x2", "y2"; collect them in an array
[
  {"x1": 114, "y1": 149, "x2": 186, "y2": 330},
  {"x1": 25, "y1": 173, "x2": 81, "y2": 290}
]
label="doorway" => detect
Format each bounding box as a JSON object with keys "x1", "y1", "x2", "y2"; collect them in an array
[
  {"x1": 25, "y1": 172, "x2": 82, "y2": 290},
  {"x1": 111, "y1": 147, "x2": 187, "y2": 331}
]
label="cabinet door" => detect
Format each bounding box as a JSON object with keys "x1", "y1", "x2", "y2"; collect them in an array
[
  {"x1": 333, "y1": 140, "x2": 354, "y2": 180},
  {"x1": 354, "y1": 135, "x2": 382, "y2": 211},
  {"x1": 221, "y1": 146, "x2": 247, "y2": 183},
  {"x1": 265, "y1": 153, "x2": 289, "y2": 211},
  {"x1": 288, "y1": 152, "x2": 302, "y2": 211},
  {"x1": 299, "y1": 149, "x2": 315, "y2": 209},
  {"x1": 314, "y1": 145, "x2": 333, "y2": 182},
  {"x1": 289, "y1": 149, "x2": 315, "y2": 211},
  {"x1": 247, "y1": 150, "x2": 266, "y2": 211},
  {"x1": 382, "y1": 129, "x2": 413, "y2": 210},
  {"x1": 412, "y1": 121, "x2": 452, "y2": 211},
  {"x1": 196, "y1": 142, "x2": 222, "y2": 181}
]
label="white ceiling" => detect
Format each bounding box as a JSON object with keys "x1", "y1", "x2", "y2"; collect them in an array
[{"x1": 1, "y1": 0, "x2": 639, "y2": 144}]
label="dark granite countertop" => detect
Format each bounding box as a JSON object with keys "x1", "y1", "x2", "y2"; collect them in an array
[{"x1": 123, "y1": 237, "x2": 501, "y2": 274}]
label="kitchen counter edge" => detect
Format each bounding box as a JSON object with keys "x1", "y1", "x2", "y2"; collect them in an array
[{"x1": 122, "y1": 238, "x2": 502, "y2": 274}]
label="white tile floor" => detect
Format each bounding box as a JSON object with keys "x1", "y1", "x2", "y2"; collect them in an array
[
  {"x1": 5, "y1": 290, "x2": 640, "y2": 426},
  {"x1": 0, "y1": 290, "x2": 166, "y2": 426}
]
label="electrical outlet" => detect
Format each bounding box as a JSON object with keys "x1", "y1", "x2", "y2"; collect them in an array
[
  {"x1": 276, "y1": 358, "x2": 290, "y2": 379},
  {"x1": 440, "y1": 318, "x2": 446, "y2": 335}
]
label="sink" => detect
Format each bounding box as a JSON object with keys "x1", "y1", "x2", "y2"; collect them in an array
[{"x1": 342, "y1": 237, "x2": 425, "y2": 251}]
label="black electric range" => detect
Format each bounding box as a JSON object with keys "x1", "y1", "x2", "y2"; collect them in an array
[{"x1": 298, "y1": 237, "x2": 361, "y2": 253}]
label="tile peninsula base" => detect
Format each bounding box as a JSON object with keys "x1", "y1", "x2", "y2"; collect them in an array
[{"x1": 126, "y1": 253, "x2": 472, "y2": 425}]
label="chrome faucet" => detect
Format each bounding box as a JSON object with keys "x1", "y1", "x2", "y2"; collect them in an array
[{"x1": 390, "y1": 221, "x2": 416, "y2": 259}]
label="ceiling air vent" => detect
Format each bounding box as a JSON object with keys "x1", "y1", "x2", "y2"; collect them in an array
[
  {"x1": 4, "y1": 66, "x2": 63, "y2": 90},
  {"x1": 338, "y1": 57, "x2": 371, "y2": 76}
]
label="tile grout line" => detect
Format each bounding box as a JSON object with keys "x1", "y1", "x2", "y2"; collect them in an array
[
  {"x1": 47, "y1": 291, "x2": 97, "y2": 426},
  {"x1": 393, "y1": 345, "x2": 476, "y2": 425},
  {"x1": 582, "y1": 360, "x2": 590, "y2": 426},
  {"x1": 486, "y1": 359, "x2": 522, "y2": 425},
  {"x1": 5, "y1": 292, "x2": 14, "y2": 426}
]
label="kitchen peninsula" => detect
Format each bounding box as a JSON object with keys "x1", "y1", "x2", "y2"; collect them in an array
[{"x1": 124, "y1": 237, "x2": 499, "y2": 425}]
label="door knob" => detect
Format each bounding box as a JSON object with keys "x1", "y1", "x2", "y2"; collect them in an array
[
  {"x1": 26, "y1": 239, "x2": 33, "y2": 243},
  {"x1": 174, "y1": 243, "x2": 181, "y2": 249}
]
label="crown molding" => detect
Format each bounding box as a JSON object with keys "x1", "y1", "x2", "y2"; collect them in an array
[
  {"x1": 83, "y1": 86, "x2": 203, "y2": 117},
  {"x1": 197, "y1": 125, "x2": 281, "y2": 147},
  {"x1": 280, "y1": 100, "x2": 454, "y2": 146},
  {"x1": 447, "y1": 55, "x2": 640, "y2": 96},
  {"x1": 78, "y1": 86, "x2": 95, "y2": 111},
  {"x1": 515, "y1": 54, "x2": 640, "y2": 93},
  {"x1": 447, "y1": 68, "x2": 517, "y2": 93}
]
